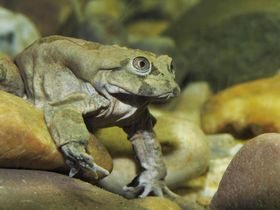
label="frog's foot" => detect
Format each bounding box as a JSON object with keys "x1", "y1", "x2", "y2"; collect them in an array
[
  {"x1": 123, "y1": 174, "x2": 178, "y2": 199},
  {"x1": 61, "y1": 142, "x2": 110, "y2": 178}
]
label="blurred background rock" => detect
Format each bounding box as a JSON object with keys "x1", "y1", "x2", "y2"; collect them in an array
[{"x1": 2, "y1": 0, "x2": 280, "y2": 92}]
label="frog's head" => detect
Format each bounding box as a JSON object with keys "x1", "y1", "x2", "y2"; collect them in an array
[{"x1": 92, "y1": 46, "x2": 180, "y2": 102}]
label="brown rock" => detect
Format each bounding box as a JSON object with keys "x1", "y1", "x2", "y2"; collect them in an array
[
  {"x1": 210, "y1": 133, "x2": 280, "y2": 210},
  {"x1": 134, "y1": 197, "x2": 181, "y2": 210},
  {"x1": 0, "y1": 90, "x2": 112, "y2": 179},
  {"x1": 201, "y1": 74, "x2": 280, "y2": 139},
  {"x1": 0, "y1": 169, "x2": 146, "y2": 210}
]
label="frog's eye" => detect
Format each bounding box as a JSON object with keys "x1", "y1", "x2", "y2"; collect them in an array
[{"x1": 131, "y1": 56, "x2": 151, "y2": 76}]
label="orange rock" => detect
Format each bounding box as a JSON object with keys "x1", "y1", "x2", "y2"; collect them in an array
[
  {"x1": 0, "y1": 90, "x2": 112, "y2": 179},
  {"x1": 201, "y1": 74, "x2": 280, "y2": 138},
  {"x1": 134, "y1": 197, "x2": 182, "y2": 210}
]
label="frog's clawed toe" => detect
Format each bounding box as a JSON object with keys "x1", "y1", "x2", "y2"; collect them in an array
[
  {"x1": 123, "y1": 176, "x2": 178, "y2": 199},
  {"x1": 61, "y1": 142, "x2": 109, "y2": 179}
]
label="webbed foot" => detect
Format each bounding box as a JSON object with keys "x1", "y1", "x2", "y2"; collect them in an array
[
  {"x1": 123, "y1": 172, "x2": 178, "y2": 199},
  {"x1": 61, "y1": 142, "x2": 110, "y2": 178}
]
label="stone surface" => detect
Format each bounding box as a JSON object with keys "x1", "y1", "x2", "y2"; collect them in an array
[
  {"x1": 210, "y1": 133, "x2": 280, "y2": 210},
  {"x1": 201, "y1": 74, "x2": 280, "y2": 139},
  {"x1": 97, "y1": 108, "x2": 209, "y2": 195},
  {"x1": 178, "y1": 133, "x2": 243, "y2": 207},
  {"x1": 160, "y1": 82, "x2": 212, "y2": 125},
  {"x1": 165, "y1": 0, "x2": 280, "y2": 90},
  {"x1": 0, "y1": 90, "x2": 112, "y2": 180},
  {"x1": 134, "y1": 197, "x2": 181, "y2": 210},
  {"x1": 0, "y1": 169, "x2": 146, "y2": 210},
  {"x1": 0, "y1": 0, "x2": 82, "y2": 36},
  {"x1": 0, "y1": 7, "x2": 39, "y2": 56}
]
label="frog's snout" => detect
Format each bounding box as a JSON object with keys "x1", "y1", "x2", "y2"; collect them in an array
[{"x1": 172, "y1": 86, "x2": 180, "y2": 97}]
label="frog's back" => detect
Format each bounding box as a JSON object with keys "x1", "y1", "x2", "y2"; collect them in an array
[
  {"x1": 14, "y1": 36, "x2": 102, "y2": 105},
  {"x1": 15, "y1": 36, "x2": 100, "y2": 98}
]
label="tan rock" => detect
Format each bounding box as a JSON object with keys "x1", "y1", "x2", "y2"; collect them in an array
[
  {"x1": 177, "y1": 133, "x2": 243, "y2": 207},
  {"x1": 98, "y1": 108, "x2": 209, "y2": 195},
  {"x1": 201, "y1": 74, "x2": 280, "y2": 138},
  {"x1": 0, "y1": 90, "x2": 112, "y2": 179},
  {"x1": 0, "y1": 169, "x2": 146, "y2": 210},
  {"x1": 155, "y1": 82, "x2": 212, "y2": 125},
  {"x1": 134, "y1": 197, "x2": 181, "y2": 210}
]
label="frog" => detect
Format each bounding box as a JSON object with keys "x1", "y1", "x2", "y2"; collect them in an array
[{"x1": 5, "y1": 35, "x2": 180, "y2": 198}]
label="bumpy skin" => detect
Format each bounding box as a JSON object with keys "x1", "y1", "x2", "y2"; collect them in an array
[{"x1": 14, "y1": 35, "x2": 180, "y2": 198}]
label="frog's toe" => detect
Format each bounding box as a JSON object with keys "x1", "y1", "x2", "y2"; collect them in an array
[
  {"x1": 61, "y1": 142, "x2": 109, "y2": 178},
  {"x1": 123, "y1": 176, "x2": 178, "y2": 199}
]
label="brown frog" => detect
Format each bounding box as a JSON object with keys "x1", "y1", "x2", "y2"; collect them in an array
[{"x1": 2, "y1": 35, "x2": 180, "y2": 198}]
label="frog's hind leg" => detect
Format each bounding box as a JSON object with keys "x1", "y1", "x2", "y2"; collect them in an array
[{"x1": 0, "y1": 53, "x2": 25, "y2": 97}]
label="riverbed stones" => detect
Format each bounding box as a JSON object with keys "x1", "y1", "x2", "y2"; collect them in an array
[
  {"x1": 0, "y1": 169, "x2": 145, "y2": 210},
  {"x1": 201, "y1": 74, "x2": 280, "y2": 139},
  {"x1": 97, "y1": 109, "x2": 209, "y2": 195},
  {"x1": 0, "y1": 90, "x2": 112, "y2": 180},
  {"x1": 210, "y1": 133, "x2": 280, "y2": 210},
  {"x1": 165, "y1": 0, "x2": 280, "y2": 90}
]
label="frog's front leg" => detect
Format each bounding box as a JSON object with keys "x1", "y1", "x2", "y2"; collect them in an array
[
  {"x1": 44, "y1": 93, "x2": 110, "y2": 178},
  {"x1": 123, "y1": 110, "x2": 177, "y2": 198}
]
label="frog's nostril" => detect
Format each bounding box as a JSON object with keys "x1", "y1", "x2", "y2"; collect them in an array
[{"x1": 173, "y1": 86, "x2": 180, "y2": 97}]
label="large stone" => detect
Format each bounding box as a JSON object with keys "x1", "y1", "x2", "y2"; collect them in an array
[
  {"x1": 154, "y1": 82, "x2": 212, "y2": 126},
  {"x1": 0, "y1": 169, "x2": 146, "y2": 210},
  {"x1": 134, "y1": 197, "x2": 181, "y2": 210},
  {"x1": 210, "y1": 133, "x2": 280, "y2": 210},
  {"x1": 0, "y1": 0, "x2": 83, "y2": 36},
  {"x1": 0, "y1": 90, "x2": 112, "y2": 180},
  {"x1": 177, "y1": 133, "x2": 243, "y2": 207},
  {"x1": 97, "y1": 109, "x2": 209, "y2": 195},
  {"x1": 165, "y1": 0, "x2": 280, "y2": 90},
  {"x1": 0, "y1": 7, "x2": 39, "y2": 56},
  {"x1": 201, "y1": 74, "x2": 280, "y2": 139}
]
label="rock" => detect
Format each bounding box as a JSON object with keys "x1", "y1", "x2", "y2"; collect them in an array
[
  {"x1": 97, "y1": 109, "x2": 209, "y2": 195},
  {"x1": 0, "y1": 169, "x2": 146, "y2": 210},
  {"x1": 61, "y1": 0, "x2": 127, "y2": 45},
  {"x1": 165, "y1": 0, "x2": 280, "y2": 90},
  {"x1": 0, "y1": 7, "x2": 39, "y2": 57},
  {"x1": 178, "y1": 133, "x2": 243, "y2": 207},
  {"x1": 0, "y1": 0, "x2": 83, "y2": 36},
  {"x1": 128, "y1": 35, "x2": 176, "y2": 55},
  {"x1": 154, "y1": 82, "x2": 212, "y2": 125},
  {"x1": 0, "y1": 90, "x2": 112, "y2": 180},
  {"x1": 201, "y1": 74, "x2": 280, "y2": 139},
  {"x1": 134, "y1": 197, "x2": 181, "y2": 210},
  {"x1": 210, "y1": 133, "x2": 280, "y2": 210},
  {"x1": 208, "y1": 134, "x2": 243, "y2": 160}
]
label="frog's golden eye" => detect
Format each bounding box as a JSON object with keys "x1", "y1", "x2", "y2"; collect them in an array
[{"x1": 131, "y1": 56, "x2": 151, "y2": 76}]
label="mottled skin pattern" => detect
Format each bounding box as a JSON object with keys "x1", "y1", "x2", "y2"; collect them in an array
[{"x1": 11, "y1": 35, "x2": 180, "y2": 198}]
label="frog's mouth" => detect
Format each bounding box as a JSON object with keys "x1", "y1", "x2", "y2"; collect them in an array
[{"x1": 105, "y1": 84, "x2": 177, "y2": 102}]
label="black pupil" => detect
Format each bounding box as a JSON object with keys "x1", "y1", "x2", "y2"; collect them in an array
[{"x1": 139, "y1": 60, "x2": 146, "y2": 68}]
